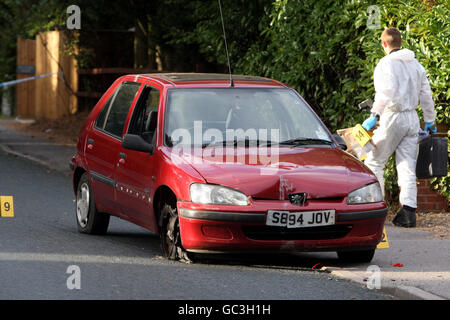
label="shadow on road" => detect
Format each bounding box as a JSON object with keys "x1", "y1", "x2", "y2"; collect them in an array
[
  {"x1": 189, "y1": 251, "x2": 349, "y2": 271},
  {"x1": 99, "y1": 228, "x2": 356, "y2": 271},
  {"x1": 53, "y1": 214, "x2": 366, "y2": 271}
]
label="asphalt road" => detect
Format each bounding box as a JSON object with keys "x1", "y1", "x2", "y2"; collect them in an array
[{"x1": 0, "y1": 150, "x2": 394, "y2": 300}]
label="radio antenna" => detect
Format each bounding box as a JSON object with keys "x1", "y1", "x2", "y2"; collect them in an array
[{"x1": 218, "y1": 0, "x2": 234, "y2": 87}]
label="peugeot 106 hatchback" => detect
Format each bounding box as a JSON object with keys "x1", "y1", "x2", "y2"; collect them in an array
[{"x1": 71, "y1": 73, "x2": 387, "y2": 263}]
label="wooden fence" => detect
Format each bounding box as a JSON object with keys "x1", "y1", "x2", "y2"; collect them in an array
[
  {"x1": 16, "y1": 31, "x2": 78, "y2": 119},
  {"x1": 16, "y1": 38, "x2": 36, "y2": 118},
  {"x1": 16, "y1": 29, "x2": 152, "y2": 117}
]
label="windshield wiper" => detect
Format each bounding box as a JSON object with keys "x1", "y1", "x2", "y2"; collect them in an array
[
  {"x1": 233, "y1": 138, "x2": 275, "y2": 147},
  {"x1": 279, "y1": 137, "x2": 333, "y2": 146},
  {"x1": 201, "y1": 139, "x2": 275, "y2": 148},
  {"x1": 201, "y1": 140, "x2": 235, "y2": 148}
]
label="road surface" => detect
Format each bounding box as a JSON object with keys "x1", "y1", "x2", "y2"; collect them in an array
[{"x1": 0, "y1": 150, "x2": 393, "y2": 300}]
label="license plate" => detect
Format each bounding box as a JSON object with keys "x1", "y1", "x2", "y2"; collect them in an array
[{"x1": 266, "y1": 210, "x2": 335, "y2": 228}]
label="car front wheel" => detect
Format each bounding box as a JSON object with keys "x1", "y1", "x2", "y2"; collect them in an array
[
  {"x1": 160, "y1": 203, "x2": 192, "y2": 263},
  {"x1": 76, "y1": 172, "x2": 110, "y2": 235}
]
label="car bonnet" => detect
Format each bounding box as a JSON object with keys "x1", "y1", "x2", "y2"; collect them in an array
[{"x1": 178, "y1": 146, "x2": 377, "y2": 200}]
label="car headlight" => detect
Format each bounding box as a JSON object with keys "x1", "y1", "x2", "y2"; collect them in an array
[
  {"x1": 347, "y1": 182, "x2": 383, "y2": 204},
  {"x1": 190, "y1": 183, "x2": 249, "y2": 205}
]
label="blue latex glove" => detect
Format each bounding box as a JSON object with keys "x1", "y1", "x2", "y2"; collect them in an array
[
  {"x1": 424, "y1": 122, "x2": 437, "y2": 134},
  {"x1": 362, "y1": 115, "x2": 377, "y2": 131}
]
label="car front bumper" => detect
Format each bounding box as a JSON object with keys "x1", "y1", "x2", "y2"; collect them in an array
[{"x1": 177, "y1": 200, "x2": 387, "y2": 253}]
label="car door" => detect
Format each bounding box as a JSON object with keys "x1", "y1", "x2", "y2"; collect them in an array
[
  {"x1": 85, "y1": 81, "x2": 142, "y2": 215},
  {"x1": 114, "y1": 84, "x2": 161, "y2": 231}
]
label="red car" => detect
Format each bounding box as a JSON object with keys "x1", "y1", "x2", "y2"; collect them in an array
[{"x1": 71, "y1": 73, "x2": 387, "y2": 263}]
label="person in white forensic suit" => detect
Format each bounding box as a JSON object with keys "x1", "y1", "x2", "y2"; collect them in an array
[{"x1": 362, "y1": 27, "x2": 436, "y2": 227}]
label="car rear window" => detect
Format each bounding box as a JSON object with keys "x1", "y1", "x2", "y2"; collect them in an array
[{"x1": 95, "y1": 82, "x2": 141, "y2": 137}]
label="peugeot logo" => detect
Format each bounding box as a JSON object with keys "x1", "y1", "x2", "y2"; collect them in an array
[{"x1": 288, "y1": 193, "x2": 307, "y2": 205}]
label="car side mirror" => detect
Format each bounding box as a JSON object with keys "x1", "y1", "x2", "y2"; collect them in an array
[
  {"x1": 333, "y1": 133, "x2": 347, "y2": 151},
  {"x1": 122, "y1": 134, "x2": 154, "y2": 154}
]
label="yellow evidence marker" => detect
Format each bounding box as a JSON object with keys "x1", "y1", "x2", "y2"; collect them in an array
[
  {"x1": 0, "y1": 196, "x2": 14, "y2": 217},
  {"x1": 351, "y1": 124, "x2": 372, "y2": 147},
  {"x1": 377, "y1": 227, "x2": 389, "y2": 249},
  {"x1": 349, "y1": 124, "x2": 375, "y2": 161}
]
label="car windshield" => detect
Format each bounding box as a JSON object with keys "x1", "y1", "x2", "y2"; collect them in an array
[{"x1": 164, "y1": 88, "x2": 332, "y2": 147}]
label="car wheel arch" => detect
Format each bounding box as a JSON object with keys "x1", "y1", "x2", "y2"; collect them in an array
[
  {"x1": 153, "y1": 185, "x2": 178, "y2": 232},
  {"x1": 73, "y1": 167, "x2": 87, "y2": 194}
]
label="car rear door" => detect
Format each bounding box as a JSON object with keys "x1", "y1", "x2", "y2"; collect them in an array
[
  {"x1": 114, "y1": 84, "x2": 161, "y2": 232},
  {"x1": 85, "y1": 81, "x2": 142, "y2": 215}
]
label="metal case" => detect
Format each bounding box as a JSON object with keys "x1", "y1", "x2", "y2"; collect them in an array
[{"x1": 416, "y1": 136, "x2": 448, "y2": 179}]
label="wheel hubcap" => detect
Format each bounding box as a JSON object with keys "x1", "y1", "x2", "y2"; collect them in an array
[{"x1": 77, "y1": 183, "x2": 90, "y2": 228}]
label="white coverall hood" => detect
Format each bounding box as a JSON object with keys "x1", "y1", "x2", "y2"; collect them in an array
[
  {"x1": 388, "y1": 48, "x2": 415, "y2": 61},
  {"x1": 365, "y1": 48, "x2": 435, "y2": 209},
  {"x1": 371, "y1": 48, "x2": 435, "y2": 122}
]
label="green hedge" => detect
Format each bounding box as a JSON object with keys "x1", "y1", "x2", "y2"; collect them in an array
[
  {"x1": 1, "y1": 0, "x2": 447, "y2": 202},
  {"x1": 232, "y1": 0, "x2": 449, "y2": 202}
]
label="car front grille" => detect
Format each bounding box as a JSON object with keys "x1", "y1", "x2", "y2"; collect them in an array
[{"x1": 242, "y1": 225, "x2": 352, "y2": 241}]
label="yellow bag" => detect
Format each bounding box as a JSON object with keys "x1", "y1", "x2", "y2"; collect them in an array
[{"x1": 336, "y1": 125, "x2": 375, "y2": 160}]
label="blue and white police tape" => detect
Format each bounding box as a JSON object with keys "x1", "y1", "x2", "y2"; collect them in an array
[{"x1": 0, "y1": 72, "x2": 64, "y2": 88}]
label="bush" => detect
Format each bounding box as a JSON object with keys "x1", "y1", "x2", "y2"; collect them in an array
[{"x1": 235, "y1": 0, "x2": 449, "y2": 202}]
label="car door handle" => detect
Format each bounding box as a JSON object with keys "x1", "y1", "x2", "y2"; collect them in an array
[
  {"x1": 87, "y1": 138, "x2": 94, "y2": 150},
  {"x1": 118, "y1": 152, "x2": 126, "y2": 165}
]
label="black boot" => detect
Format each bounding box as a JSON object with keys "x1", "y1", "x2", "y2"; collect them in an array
[{"x1": 393, "y1": 205, "x2": 416, "y2": 228}]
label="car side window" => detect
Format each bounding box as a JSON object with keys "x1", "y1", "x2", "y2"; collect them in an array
[
  {"x1": 128, "y1": 85, "x2": 160, "y2": 144},
  {"x1": 95, "y1": 82, "x2": 141, "y2": 138},
  {"x1": 94, "y1": 94, "x2": 114, "y2": 129}
]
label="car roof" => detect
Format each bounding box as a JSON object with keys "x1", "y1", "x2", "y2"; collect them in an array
[{"x1": 129, "y1": 73, "x2": 288, "y2": 88}]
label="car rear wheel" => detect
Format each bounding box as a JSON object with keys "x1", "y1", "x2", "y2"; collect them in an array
[
  {"x1": 160, "y1": 203, "x2": 192, "y2": 263},
  {"x1": 76, "y1": 172, "x2": 110, "y2": 235},
  {"x1": 337, "y1": 249, "x2": 375, "y2": 263}
]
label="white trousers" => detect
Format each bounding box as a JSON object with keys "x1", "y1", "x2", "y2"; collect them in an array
[{"x1": 364, "y1": 110, "x2": 419, "y2": 208}]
